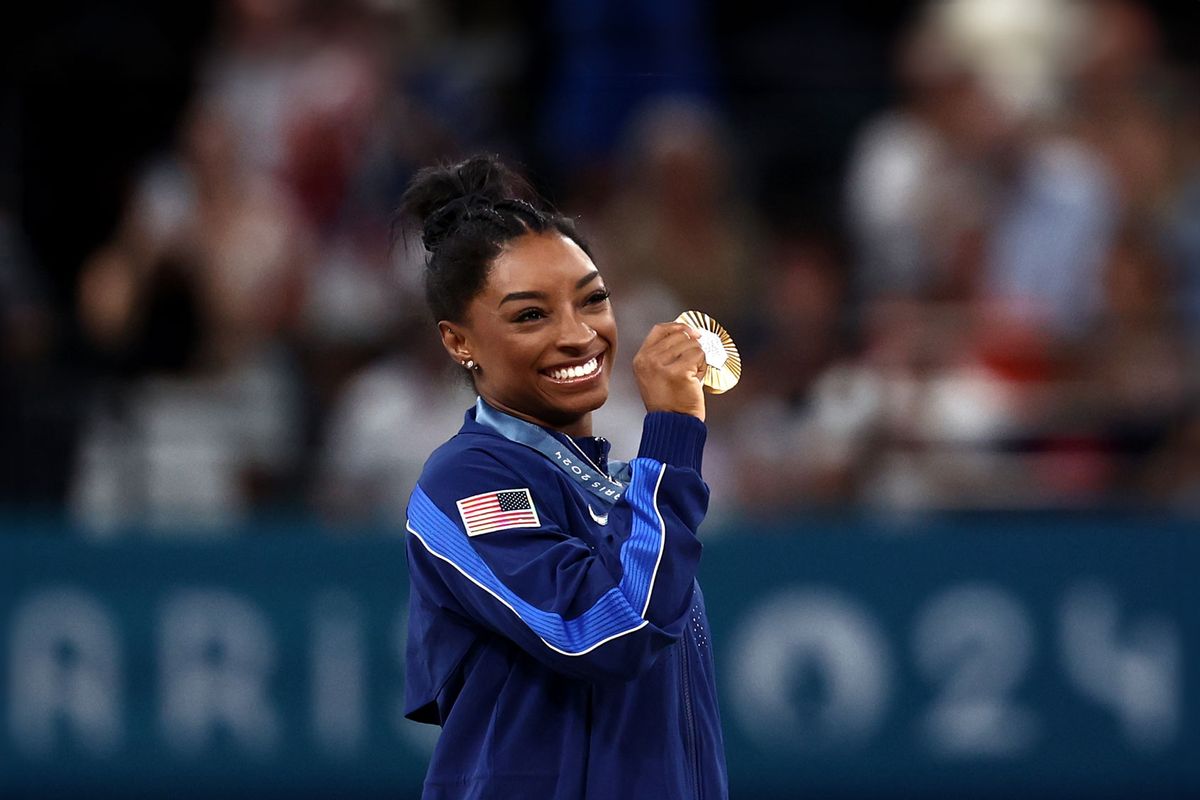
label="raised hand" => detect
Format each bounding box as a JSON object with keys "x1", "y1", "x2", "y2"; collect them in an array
[{"x1": 632, "y1": 322, "x2": 708, "y2": 421}]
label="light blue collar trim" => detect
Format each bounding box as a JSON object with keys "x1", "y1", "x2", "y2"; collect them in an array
[{"x1": 473, "y1": 398, "x2": 630, "y2": 506}]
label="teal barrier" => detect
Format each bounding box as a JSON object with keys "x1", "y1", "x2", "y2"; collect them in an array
[{"x1": 1, "y1": 515, "x2": 1195, "y2": 798}]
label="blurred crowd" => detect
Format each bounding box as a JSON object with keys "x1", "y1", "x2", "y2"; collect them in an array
[{"x1": 3, "y1": 0, "x2": 1199, "y2": 533}]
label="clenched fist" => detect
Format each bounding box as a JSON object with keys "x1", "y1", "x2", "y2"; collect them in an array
[{"x1": 632, "y1": 322, "x2": 708, "y2": 421}]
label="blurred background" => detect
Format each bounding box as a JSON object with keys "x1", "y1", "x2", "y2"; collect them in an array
[{"x1": 1, "y1": 0, "x2": 1197, "y2": 797}]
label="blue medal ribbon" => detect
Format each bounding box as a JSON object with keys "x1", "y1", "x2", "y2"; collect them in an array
[{"x1": 474, "y1": 398, "x2": 631, "y2": 506}]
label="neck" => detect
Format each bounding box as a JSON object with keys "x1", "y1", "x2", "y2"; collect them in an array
[{"x1": 481, "y1": 396, "x2": 592, "y2": 438}]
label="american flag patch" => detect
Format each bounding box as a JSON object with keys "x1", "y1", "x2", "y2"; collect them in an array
[{"x1": 456, "y1": 488, "x2": 541, "y2": 537}]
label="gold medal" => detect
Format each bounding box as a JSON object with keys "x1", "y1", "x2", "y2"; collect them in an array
[{"x1": 675, "y1": 310, "x2": 742, "y2": 394}]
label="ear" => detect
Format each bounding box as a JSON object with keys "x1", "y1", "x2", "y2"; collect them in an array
[{"x1": 438, "y1": 321, "x2": 472, "y2": 365}]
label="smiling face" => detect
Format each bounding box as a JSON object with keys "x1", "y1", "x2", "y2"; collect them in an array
[{"x1": 439, "y1": 231, "x2": 617, "y2": 436}]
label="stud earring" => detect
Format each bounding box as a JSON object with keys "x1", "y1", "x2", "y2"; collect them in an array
[{"x1": 463, "y1": 359, "x2": 477, "y2": 371}]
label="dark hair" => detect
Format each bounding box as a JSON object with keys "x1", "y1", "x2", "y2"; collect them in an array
[{"x1": 397, "y1": 154, "x2": 593, "y2": 323}]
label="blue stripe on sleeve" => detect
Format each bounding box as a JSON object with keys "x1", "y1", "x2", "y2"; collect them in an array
[
  {"x1": 406, "y1": 458, "x2": 669, "y2": 656},
  {"x1": 616, "y1": 458, "x2": 667, "y2": 616}
]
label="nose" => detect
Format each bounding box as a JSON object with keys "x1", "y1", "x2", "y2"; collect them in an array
[{"x1": 557, "y1": 309, "x2": 596, "y2": 352}]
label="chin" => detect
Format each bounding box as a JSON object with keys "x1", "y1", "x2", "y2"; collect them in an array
[
  {"x1": 560, "y1": 387, "x2": 609, "y2": 415},
  {"x1": 538, "y1": 384, "x2": 609, "y2": 429}
]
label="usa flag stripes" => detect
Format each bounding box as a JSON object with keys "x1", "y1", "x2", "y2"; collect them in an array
[{"x1": 456, "y1": 488, "x2": 541, "y2": 537}]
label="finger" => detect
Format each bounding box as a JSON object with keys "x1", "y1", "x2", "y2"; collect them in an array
[
  {"x1": 642, "y1": 326, "x2": 699, "y2": 360},
  {"x1": 661, "y1": 353, "x2": 707, "y2": 382},
  {"x1": 654, "y1": 344, "x2": 707, "y2": 380},
  {"x1": 658, "y1": 334, "x2": 704, "y2": 364},
  {"x1": 642, "y1": 321, "x2": 695, "y2": 348}
]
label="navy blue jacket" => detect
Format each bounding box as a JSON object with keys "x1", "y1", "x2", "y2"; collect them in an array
[{"x1": 404, "y1": 402, "x2": 728, "y2": 799}]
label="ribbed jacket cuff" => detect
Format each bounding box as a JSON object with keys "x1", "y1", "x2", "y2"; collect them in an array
[{"x1": 637, "y1": 412, "x2": 707, "y2": 473}]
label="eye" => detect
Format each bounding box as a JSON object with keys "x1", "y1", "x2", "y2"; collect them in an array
[
  {"x1": 585, "y1": 288, "x2": 611, "y2": 305},
  {"x1": 513, "y1": 307, "x2": 547, "y2": 323}
]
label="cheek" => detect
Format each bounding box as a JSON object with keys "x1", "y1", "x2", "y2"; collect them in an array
[
  {"x1": 601, "y1": 314, "x2": 618, "y2": 352},
  {"x1": 508, "y1": 335, "x2": 549, "y2": 370}
]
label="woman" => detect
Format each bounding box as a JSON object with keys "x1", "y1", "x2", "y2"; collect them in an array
[{"x1": 400, "y1": 155, "x2": 728, "y2": 800}]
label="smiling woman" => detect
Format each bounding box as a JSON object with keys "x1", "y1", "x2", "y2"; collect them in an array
[
  {"x1": 443, "y1": 232, "x2": 616, "y2": 435},
  {"x1": 395, "y1": 154, "x2": 728, "y2": 800}
]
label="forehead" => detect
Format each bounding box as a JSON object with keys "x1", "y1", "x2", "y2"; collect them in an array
[{"x1": 484, "y1": 232, "x2": 597, "y2": 295}]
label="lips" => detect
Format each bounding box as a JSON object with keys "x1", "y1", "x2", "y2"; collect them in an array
[{"x1": 541, "y1": 352, "x2": 605, "y2": 384}]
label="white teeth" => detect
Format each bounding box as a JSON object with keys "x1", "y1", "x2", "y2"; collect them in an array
[{"x1": 547, "y1": 357, "x2": 599, "y2": 381}]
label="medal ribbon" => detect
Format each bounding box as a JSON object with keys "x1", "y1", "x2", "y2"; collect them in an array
[{"x1": 474, "y1": 398, "x2": 629, "y2": 506}]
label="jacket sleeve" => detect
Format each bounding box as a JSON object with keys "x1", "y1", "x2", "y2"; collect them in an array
[{"x1": 405, "y1": 412, "x2": 709, "y2": 683}]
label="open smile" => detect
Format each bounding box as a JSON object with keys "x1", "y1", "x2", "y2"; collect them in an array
[{"x1": 541, "y1": 352, "x2": 605, "y2": 384}]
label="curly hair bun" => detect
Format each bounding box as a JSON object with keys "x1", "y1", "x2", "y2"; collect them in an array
[{"x1": 401, "y1": 154, "x2": 533, "y2": 253}]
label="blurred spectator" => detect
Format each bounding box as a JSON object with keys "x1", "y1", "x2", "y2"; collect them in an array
[
  {"x1": 312, "y1": 317, "x2": 473, "y2": 528},
  {"x1": 1079, "y1": 230, "x2": 1194, "y2": 503},
  {"x1": 597, "y1": 96, "x2": 766, "y2": 337},
  {"x1": 845, "y1": 0, "x2": 1109, "y2": 325},
  {"x1": 727, "y1": 233, "x2": 857, "y2": 513},
  {"x1": 1064, "y1": 1, "x2": 1200, "y2": 345},
  {"x1": 67, "y1": 5, "x2": 320, "y2": 531}
]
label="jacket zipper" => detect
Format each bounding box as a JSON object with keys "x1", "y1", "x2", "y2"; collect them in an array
[{"x1": 680, "y1": 636, "x2": 701, "y2": 799}]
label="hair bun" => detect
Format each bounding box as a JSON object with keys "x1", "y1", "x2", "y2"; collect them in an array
[
  {"x1": 421, "y1": 194, "x2": 501, "y2": 253},
  {"x1": 401, "y1": 154, "x2": 531, "y2": 254}
]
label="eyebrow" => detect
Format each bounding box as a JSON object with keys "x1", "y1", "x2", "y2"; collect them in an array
[{"x1": 497, "y1": 270, "x2": 600, "y2": 307}]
